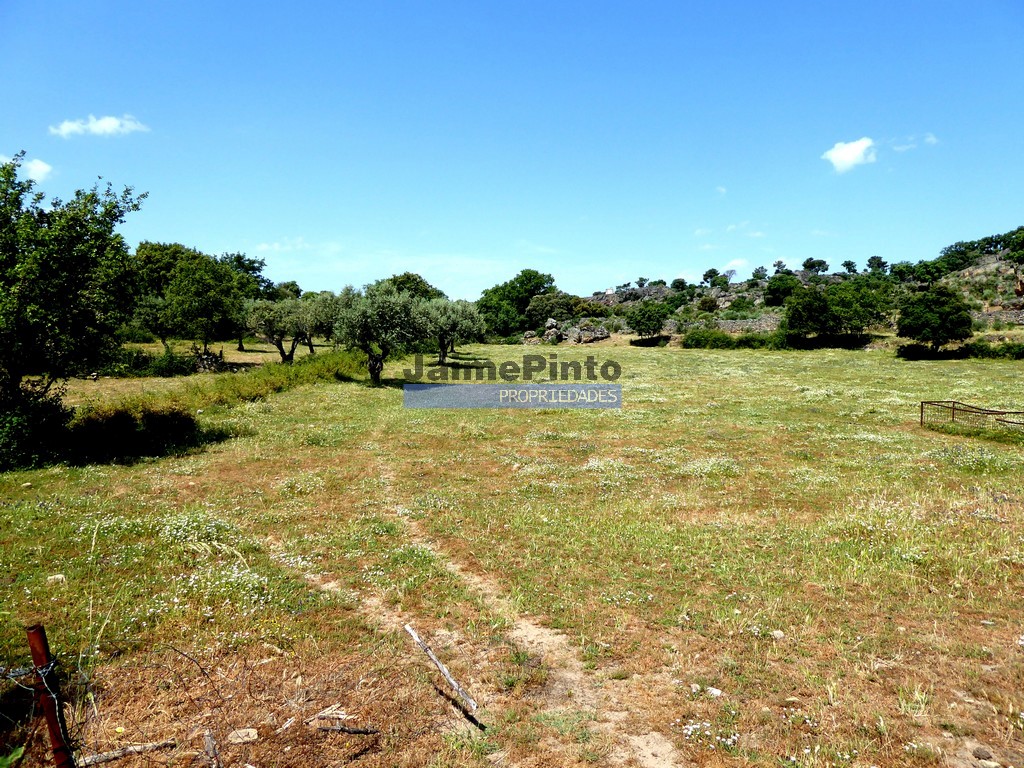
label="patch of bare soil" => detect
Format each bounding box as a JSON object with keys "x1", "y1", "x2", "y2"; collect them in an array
[{"x1": 8, "y1": 640, "x2": 453, "y2": 768}]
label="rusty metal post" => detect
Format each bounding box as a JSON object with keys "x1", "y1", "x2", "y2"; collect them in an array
[{"x1": 26, "y1": 624, "x2": 76, "y2": 768}]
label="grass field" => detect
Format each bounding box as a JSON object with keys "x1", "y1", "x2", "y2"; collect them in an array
[{"x1": 2, "y1": 342, "x2": 1023, "y2": 767}]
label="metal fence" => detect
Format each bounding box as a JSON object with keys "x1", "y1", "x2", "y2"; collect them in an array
[{"x1": 920, "y1": 400, "x2": 1024, "y2": 430}]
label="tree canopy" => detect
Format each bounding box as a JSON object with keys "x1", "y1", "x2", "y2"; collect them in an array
[
  {"x1": 897, "y1": 285, "x2": 973, "y2": 350},
  {"x1": 477, "y1": 269, "x2": 556, "y2": 336},
  {"x1": 626, "y1": 301, "x2": 670, "y2": 338},
  {"x1": 0, "y1": 153, "x2": 145, "y2": 400},
  {"x1": 334, "y1": 280, "x2": 427, "y2": 385}
]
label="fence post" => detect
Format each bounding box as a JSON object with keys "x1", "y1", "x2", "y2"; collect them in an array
[{"x1": 26, "y1": 624, "x2": 76, "y2": 768}]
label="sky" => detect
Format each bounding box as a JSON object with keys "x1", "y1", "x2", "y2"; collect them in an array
[{"x1": 3, "y1": 1, "x2": 1023, "y2": 301}]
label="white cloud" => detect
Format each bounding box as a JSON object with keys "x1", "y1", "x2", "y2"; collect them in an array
[
  {"x1": 0, "y1": 155, "x2": 53, "y2": 182},
  {"x1": 49, "y1": 114, "x2": 149, "y2": 138},
  {"x1": 24, "y1": 158, "x2": 53, "y2": 182},
  {"x1": 723, "y1": 258, "x2": 748, "y2": 271},
  {"x1": 715, "y1": 186, "x2": 727, "y2": 196},
  {"x1": 821, "y1": 137, "x2": 876, "y2": 173},
  {"x1": 693, "y1": 227, "x2": 712, "y2": 237},
  {"x1": 893, "y1": 142, "x2": 916, "y2": 152},
  {"x1": 747, "y1": 231, "x2": 766, "y2": 238},
  {"x1": 924, "y1": 132, "x2": 939, "y2": 145}
]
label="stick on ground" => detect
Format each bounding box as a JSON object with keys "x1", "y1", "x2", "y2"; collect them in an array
[
  {"x1": 403, "y1": 624, "x2": 478, "y2": 712},
  {"x1": 79, "y1": 739, "x2": 177, "y2": 766}
]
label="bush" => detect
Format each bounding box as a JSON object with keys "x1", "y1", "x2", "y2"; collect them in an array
[
  {"x1": 96, "y1": 347, "x2": 199, "y2": 378},
  {"x1": 697, "y1": 295, "x2": 719, "y2": 313},
  {"x1": 67, "y1": 403, "x2": 209, "y2": 463},
  {"x1": 681, "y1": 328, "x2": 736, "y2": 349},
  {"x1": 961, "y1": 340, "x2": 1024, "y2": 360},
  {"x1": 0, "y1": 392, "x2": 72, "y2": 470},
  {"x1": 734, "y1": 331, "x2": 787, "y2": 350}
]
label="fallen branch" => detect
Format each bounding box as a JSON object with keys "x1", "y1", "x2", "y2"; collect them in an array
[
  {"x1": 303, "y1": 703, "x2": 343, "y2": 725},
  {"x1": 404, "y1": 623, "x2": 477, "y2": 712},
  {"x1": 79, "y1": 739, "x2": 177, "y2": 766}
]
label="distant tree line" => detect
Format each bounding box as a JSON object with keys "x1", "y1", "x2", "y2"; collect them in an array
[{"x1": 3, "y1": 152, "x2": 1021, "y2": 466}]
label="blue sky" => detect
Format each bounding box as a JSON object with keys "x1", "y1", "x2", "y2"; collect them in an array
[{"x1": 3, "y1": 1, "x2": 1022, "y2": 300}]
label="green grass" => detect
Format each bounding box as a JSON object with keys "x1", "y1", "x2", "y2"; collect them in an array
[{"x1": 2, "y1": 343, "x2": 1023, "y2": 766}]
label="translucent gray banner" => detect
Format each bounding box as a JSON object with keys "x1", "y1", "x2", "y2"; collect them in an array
[{"x1": 403, "y1": 383, "x2": 622, "y2": 409}]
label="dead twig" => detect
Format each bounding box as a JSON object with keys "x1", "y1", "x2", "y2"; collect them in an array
[
  {"x1": 79, "y1": 739, "x2": 177, "y2": 766},
  {"x1": 403, "y1": 624, "x2": 478, "y2": 712}
]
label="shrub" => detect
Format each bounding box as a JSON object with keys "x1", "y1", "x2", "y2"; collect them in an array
[
  {"x1": 697, "y1": 295, "x2": 719, "y2": 313},
  {"x1": 961, "y1": 340, "x2": 1024, "y2": 360},
  {"x1": 97, "y1": 348, "x2": 199, "y2": 378},
  {"x1": 681, "y1": 328, "x2": 736, "y2": 349},
  {"x1": 67, "y1": 403, "x2": 207, "y2": 463},
  {"x1": 734, "y1": 331, "x2": 787, "y2": 350},
  {"x1": 0, "y1": 391, "x2": 72, "y2": 470}
]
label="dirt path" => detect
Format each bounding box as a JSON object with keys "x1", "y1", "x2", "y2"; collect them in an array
[{"x1": 308, "y1": 439, "x2": 690, "y2": 767}]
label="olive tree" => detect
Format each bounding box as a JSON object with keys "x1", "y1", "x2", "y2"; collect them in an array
[
  {"x1": 334, "y1": 280, "x2": 427, "y2": 385},
  {"x1": 424, "y1": 298, "x2": 485, "y2": 364},
  {"x1": 247, "y1": 298, "x2": 307, "y2": 363}
]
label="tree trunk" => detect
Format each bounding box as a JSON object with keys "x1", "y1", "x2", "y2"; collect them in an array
[
  {"x1": 436, "y1": 335, "x2": 448, "y2": 365},
  {"x1": 272, "y1": 338, "x2": 290, "y2": 364},
  {"x1": 237, "y1": 336, "x2": 245, "y2": 352},
  {"x1": 367, "y1": 353, "x2": 384, "y2": 386},
  {"x1": 304, "y1": 334, "x2": 316, "y2": 355}
]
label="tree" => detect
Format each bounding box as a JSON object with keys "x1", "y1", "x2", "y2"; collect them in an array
[
  {"x1": 701, "y1": 268, "x2": 720, "y2": 286},
  {"x1": 477, "y1": 269, "x2": 556, "y2": 336},
  {"x1": 247, "y1": 298, "x2": 306, "y2": 363},
  {"x1": 763, "y1": 273, "x2": 803, "y2": 306},
  {"x1": 841, "y1": 260, "x2": 858, "y2": 274},
  {"x1": 670, "y1": 278, "x2": 689, "y2": 291},
  {"x1": 773, "y1": 260, "x2": 788, "y2": 274},
  {"x1": 163, "y1": 250, "x2": 241, "y2": 352},
  {"x1": 300, "y1": 291, "x2": 342, "y2": 349},
  {"x1": 390, "y1": 272, "x2": 446, "y2": 300},
  {"x1": 897, "y1": 284, "x2": 973, "y2": 351},
  {"x1": 269, "y1": 280, "x2": 302, "y2": 300},
  {"x1": 784, "y1": 287, "x2": 840, "y2": 339},
  {"x1": 626, "y1": 301, "x2": 670, "y2": 337},
  {"x1": 131, "y1": 242, "x2": 207, "y2": 348},
  {"x1": 524, "y1": 291, "x2": 579, "y2": 330},
  {"x1": 424, "y1": 299, "x2": 484, "y2": 363},
  {"x1": 866, "y1": 255, "x2": 889, "y2": 275},
  {"x1": 802, "y1": 258, "x2": 829, "y2": 275},
  {"x1": 219, "y1": 252, "x2": 273, "y2": 349},
  {"x1": 751, "y1": 266, "x2": 768, "y2": 281},
  {"x1": 334, "y1": 280, "x2": 427, "y2": 385},
  {"x1": 827, "y1": 275, "x2": 893, "y2": 333},
  {"x1": 0, "y1": 154, "x2": 145, "y2": 401}
]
